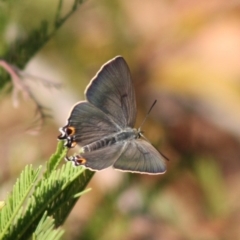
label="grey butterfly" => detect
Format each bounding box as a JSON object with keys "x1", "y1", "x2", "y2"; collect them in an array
[{"x1": 58, "y1": 56, "x2": 167, "y2": 174}]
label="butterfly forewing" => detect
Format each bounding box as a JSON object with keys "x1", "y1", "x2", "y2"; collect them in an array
[{"x1": 86, "y1": 56, "x2": 137, "y2": 128}]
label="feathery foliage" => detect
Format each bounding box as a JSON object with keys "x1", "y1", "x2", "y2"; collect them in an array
[
  {"x1": 45, "y1": 141, "x2": 67, "y2": 178},
  {"x1": 0, "y1": 142, "x2": 94, "y2": 240},
  {"x1": 0, "y1": 165, "x2": 42, "y2": 239},
  {"x1": 0, "y1": 0, "x2": 85, "y2": 88},
  {"x1": 32, "y1": 211, "x2": 64, "y2": 240},
  {"x1": 0, "y1": 1, "x2": 95, "y2": 239}
]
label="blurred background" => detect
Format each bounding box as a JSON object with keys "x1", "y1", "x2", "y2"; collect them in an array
[{"x1": 1, "y1": 0, "x2": 240, "y2": 239}]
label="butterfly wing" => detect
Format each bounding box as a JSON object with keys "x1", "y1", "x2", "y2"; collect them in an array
[
  {"x1": 75, "y1": 143, "x2": 125, "y2": 170},
  {"x1": 58, "y1": 101, "x2": 119, "y2": 147},
  {"x1": 113, "y1": 139, "x2": 167, "y2": 174},
  {"x1": 86, "y1": 56, "x2": 137, "y2": 128}
]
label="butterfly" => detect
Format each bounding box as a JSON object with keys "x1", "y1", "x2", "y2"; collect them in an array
[{"x1": 58, "y1": 56, "x2": 167, "y2": 174}]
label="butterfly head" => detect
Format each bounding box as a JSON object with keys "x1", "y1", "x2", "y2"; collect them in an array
[{"x1": 136, "y1": 128, "x2": 144, "y2": 138}]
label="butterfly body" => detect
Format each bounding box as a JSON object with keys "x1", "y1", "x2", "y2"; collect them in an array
[
  {"x1": 58, "y1": 56, "x2": 167, "y2": 174},
  {"x1": 82, "y1": 127, "x2": 139, "y2": 153}
]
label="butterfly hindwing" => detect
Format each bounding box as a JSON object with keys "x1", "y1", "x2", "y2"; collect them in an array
[
  {"x1": 113, "y1": 139, "x2": 167, "y2": 174},
  {"x1": 79, "y1": 143, "x2": 125, "y2": 170},
  {"x1": 64, "y1": 101, "x2": 119, "y2": 147}
]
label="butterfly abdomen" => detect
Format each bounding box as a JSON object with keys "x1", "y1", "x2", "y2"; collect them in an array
[
  {"x1": 83, "y1": 136, "x2": 117, "y2": 152},
  {"x1": 83, "y1": 128, "x2": 138, "y2": 152}
]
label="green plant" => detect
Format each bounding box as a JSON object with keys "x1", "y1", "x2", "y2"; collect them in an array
[
  {"x1": 0, "y1": 1, "x2": 94, "y2": 239},
  {"x1": 0, "y1": 141, "x2": 94, "y2": 240}
]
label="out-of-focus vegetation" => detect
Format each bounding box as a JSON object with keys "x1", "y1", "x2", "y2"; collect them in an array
[{"x1": 1, "y1": 0, "x2": 240, "y2": 239}]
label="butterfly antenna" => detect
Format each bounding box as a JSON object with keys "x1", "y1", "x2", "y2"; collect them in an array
[{"x1": 138, "y1": 100, "x2": 157, "y2": 130}]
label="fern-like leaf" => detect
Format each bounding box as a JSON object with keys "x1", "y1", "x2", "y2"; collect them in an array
[
  {"x1": 44, "y1": 141, "x2": 67, "y2": 178},
  {"x1": 5, "y1": 161, "x2": 93, "y2": 240},
  {"x1": 1, "y1": 141, "x2": 94, "y2": 240},
  {"x1": 0, "y1": 0, "x2": 85, "y2": 88},
  {"x1": 32, "y1": 211, "x2": 64, "y2": 240},
  {"x1": 0, "y1": 165, "x2": 42, "y2": 239}
]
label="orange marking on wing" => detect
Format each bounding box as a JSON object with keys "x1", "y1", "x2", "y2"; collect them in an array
[
  {"x1": 75, "y1": 156, "x2": 87, "y2": 165},
  {"x1": 66, "y1": 126, "x2": 76, "y2": 136}
]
